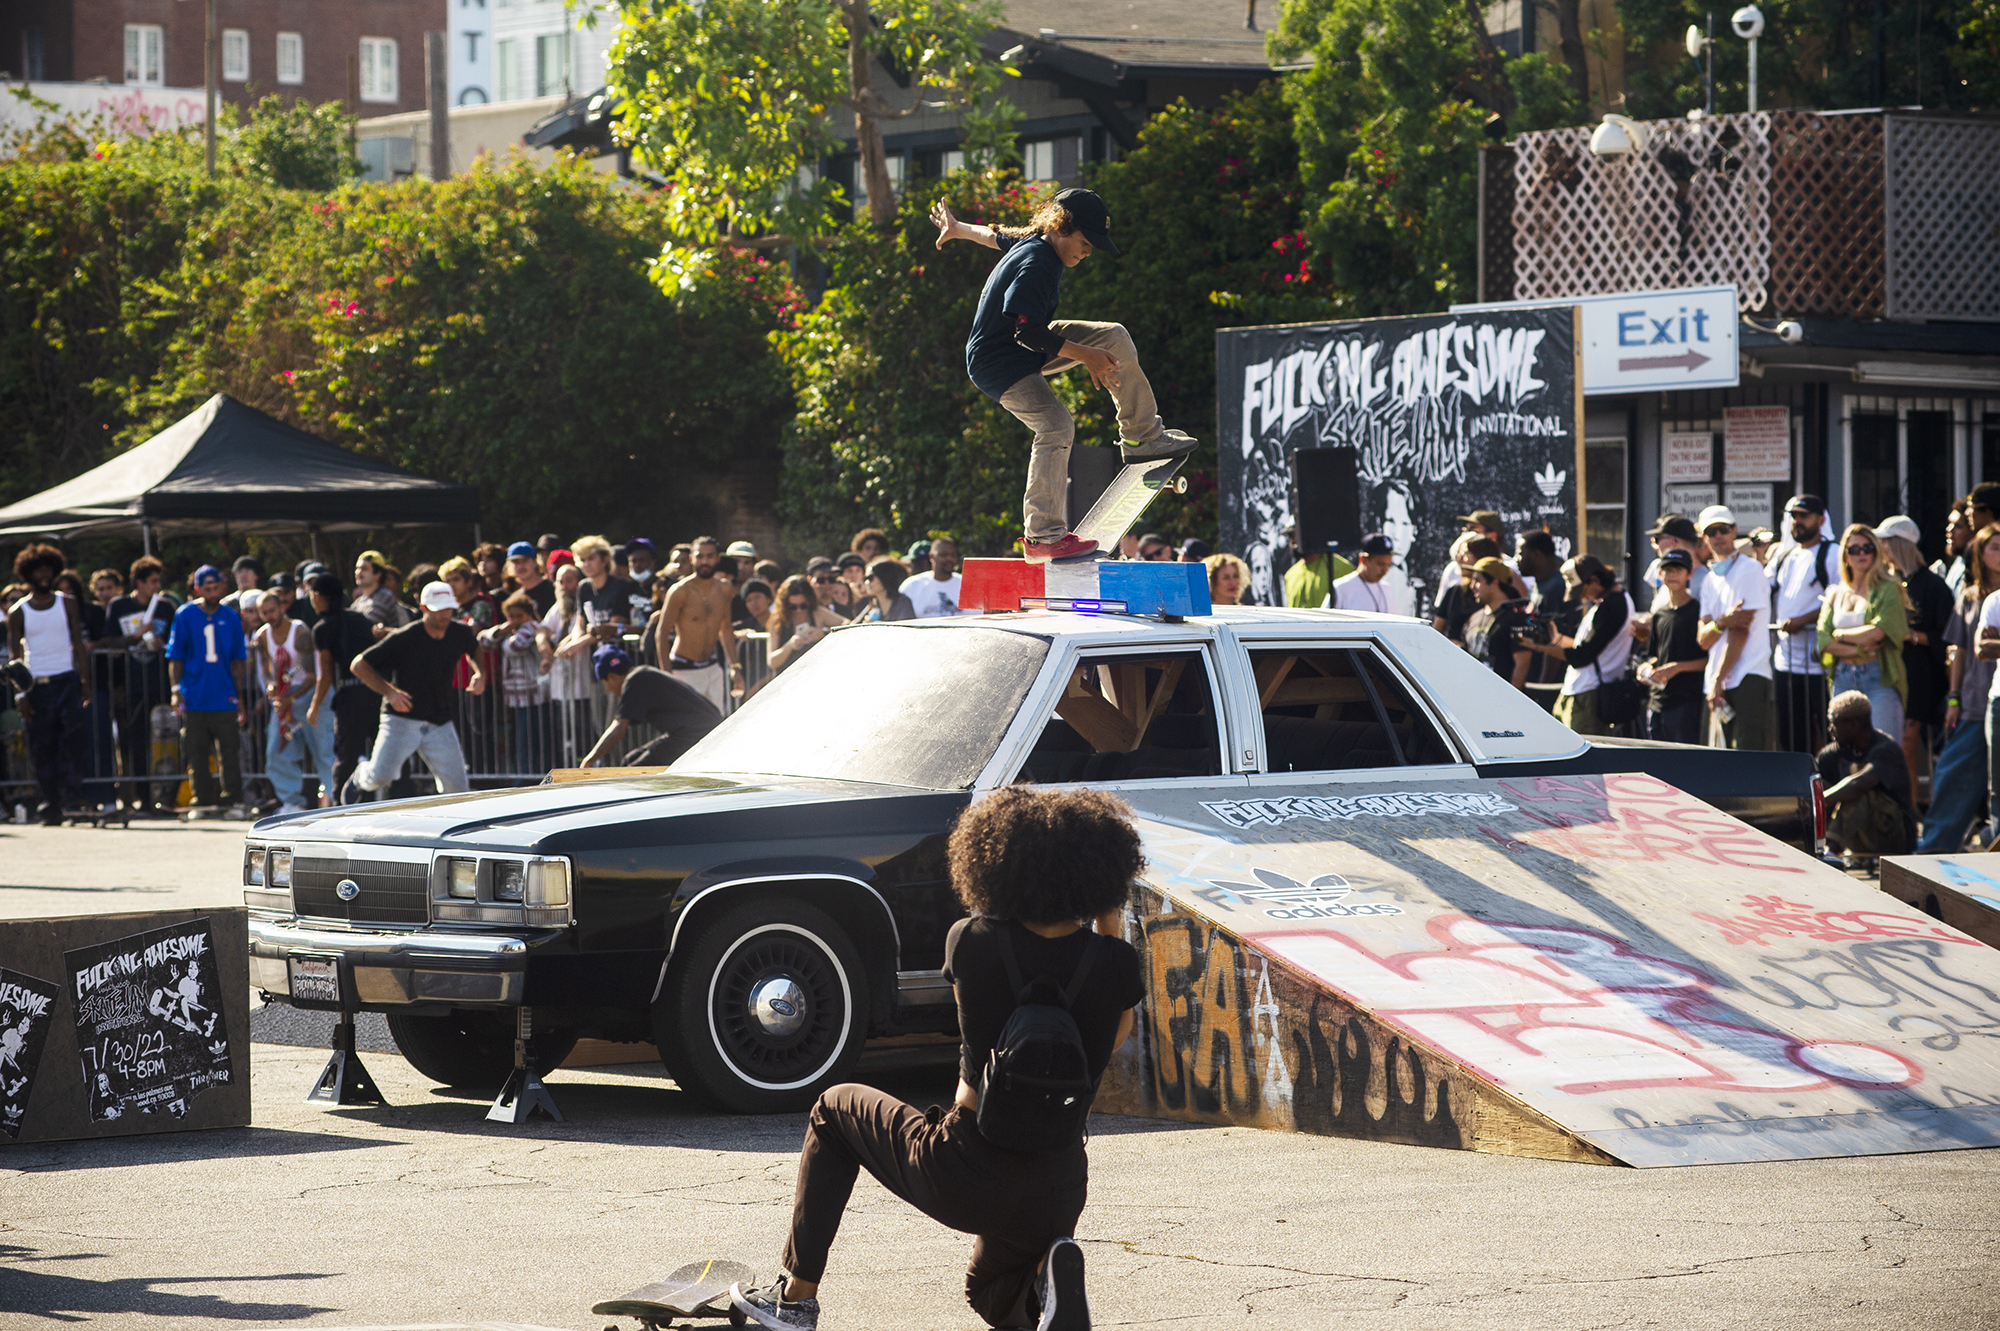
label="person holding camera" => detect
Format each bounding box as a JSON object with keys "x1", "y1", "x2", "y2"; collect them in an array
[
  {"x1": 731, "y1": 787, "x2": 1146, "y2": 1331},
  {"x1": 1530, "y1": 555, "x2": 1633, "y2": 736},
  {"x1": 1636, "y1": 549, "x2": 1709, "y2": 743},
  {"x1": 1460, "y1": 557, "x2": 1533, "y2": 689}
]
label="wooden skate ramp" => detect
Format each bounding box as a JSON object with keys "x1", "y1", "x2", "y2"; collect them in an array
[{"x1": 1097, "y1": 773, "x2": 2000, "y2": 1167}]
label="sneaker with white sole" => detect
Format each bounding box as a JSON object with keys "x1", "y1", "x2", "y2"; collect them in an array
[
  {"x1": 732, "y1": 1278, "x2": 819, "y2": 1331},
  {"x1": 1119, "y1": 429, "x2": 1198, "y2": 464},
  {"x1": 1035, "y1": 1237, "x2": 1089, "y2": 1331},
  {"x1": 1021, "y1": 533, "x2": 1101, "y2": 564}
]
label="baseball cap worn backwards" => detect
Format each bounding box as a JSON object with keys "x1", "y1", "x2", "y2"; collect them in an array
[{"x1": 1053, "y1": 187, "x2": 1119, "y2": 256}]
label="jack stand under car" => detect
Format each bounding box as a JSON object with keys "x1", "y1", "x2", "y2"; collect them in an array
[
  {"x1": 488, "y1": 1005, "x2": 563, "y2": 1124},
  {"x1": 306, "y1": 1011, "x2": 387, "y2": 1106}
]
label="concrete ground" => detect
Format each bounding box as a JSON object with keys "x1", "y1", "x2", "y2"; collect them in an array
[{"x1": 2, "y1": 824, "x2": 1996, "y2": 1330}]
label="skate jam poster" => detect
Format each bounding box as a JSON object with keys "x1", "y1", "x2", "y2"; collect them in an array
[
  {"x1": 64, "y1": 918, "x2": 232, "y2": 1122},
  {"x1": 1218, "y1": 308, "x2": 1582, "y2": 609},
  {"x1": 0, "y1": 966, "x2": 60, "y2": 1139}
]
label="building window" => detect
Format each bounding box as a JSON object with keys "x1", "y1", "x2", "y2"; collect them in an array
[
  {"x1": 495, "y1": 39, "x2": 520, "y2": 101},
  {"x1": 124, "y1": 25, "x2": 164, "y2": 87},
  {"x1": 535, "y1": 32, "x2": 571, "y2": 97},
  {"x1": 1583, "y1": 437, "x2": 1628, "y2": 562},
  {"x1": 21, "y1": 28, "x2": 46, "y2": 80},
  {"x1": 276, "y1": 33, "x2": 303, "y2": 85},
  {"x1": 222, "y1": 29, "x2": 249, "y2": 82},
  {"x1": 359, "y1": 37, "x2": 399, "y2": 102},
  {"x1": 1023, "y1": 137, "x2": 1081, "y2": 183},
  {"x1": 940, "y1": 149, "x2": 965, "y2": 175}
]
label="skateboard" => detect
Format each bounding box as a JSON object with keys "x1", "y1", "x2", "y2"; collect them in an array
[
  {"x1": 1060, "y1": 451, "x2": 1191, "y2": 562},
  {"x1": 593, "y1": 1259, "x2": 759, "y2": 1330}
]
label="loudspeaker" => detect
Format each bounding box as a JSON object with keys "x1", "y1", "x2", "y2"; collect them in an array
[{"x1": 1289, "y1": 448, "x2": 1361, "y2": 556}]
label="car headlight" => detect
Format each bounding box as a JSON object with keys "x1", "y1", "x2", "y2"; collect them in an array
[
  {"x1": 245, "y1": 847, "x2": 265, "y2": 887},
  {"x1": 446, "y1": 858, "x2": 478, "y2": 899},
  {"x1": 269, "y1": 850, "x2": 292, "y2": 887},
  {"x1": 493, "y1": 861, "x2": 527, "y2": 903}
]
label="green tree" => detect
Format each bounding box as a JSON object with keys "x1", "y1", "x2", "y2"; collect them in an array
[
  {"x1": 1619, "y1": 0, "x2": 1987, "y2": 116},
  {"x1": 608, "y1": 0, "x2": 1009, "y2": 238},
  {"x1": 228, "y1": 95, "x2": 360, "y2": 191},
  {"x1": 1271, "y1": 0, "x2": 1577, "y2": 315}
]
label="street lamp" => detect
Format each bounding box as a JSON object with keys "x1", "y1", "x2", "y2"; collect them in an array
[{"x1": 1731, "y1": 5, "x2": 1765, "y2": 113}]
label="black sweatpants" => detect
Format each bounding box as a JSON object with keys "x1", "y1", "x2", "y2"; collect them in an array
[
  {"x1": 331, "y1": 684, "x2": 381, "y2": 796},
  {"x1": 182, "y1": 708, "x2": 242, "y2": 807},
  {"x1": 784, "y1": 1083, "x2": 1087, "y2": 1328},
  {"x1": 25, "y1": 672, "x2": 85, "y2": 818}
]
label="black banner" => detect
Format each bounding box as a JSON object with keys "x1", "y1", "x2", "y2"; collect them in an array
[
  {"x1": 1218, "y1": 309, "x2": 1580, "y2": 609},
  {"x1": 0, "y1": 966, "x2": 60, "y2": 1140},
  {"x1": 64, "y1": 918, "x2": 233, "y2": 1122}
]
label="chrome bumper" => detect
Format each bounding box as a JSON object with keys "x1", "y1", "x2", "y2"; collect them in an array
[{"x1": 248, "y1": 916, "x2": 540, "y2": 1007}]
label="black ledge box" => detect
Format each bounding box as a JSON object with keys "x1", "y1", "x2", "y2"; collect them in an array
[{"x1": 0, "y1": 908, "x2": 251, "y2": 1145}]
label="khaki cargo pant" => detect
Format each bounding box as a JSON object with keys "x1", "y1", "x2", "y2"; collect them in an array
[{"x1": 997, "y1": 320, "x2": 1165, "y2": 541}]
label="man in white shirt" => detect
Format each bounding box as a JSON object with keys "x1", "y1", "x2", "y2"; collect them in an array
[
  {"x1": 1325, "y1": 533, "x2": 1397, "y2": 613},
  {"x1": 1766, "y1": 493, "x2": 1835, "y2": 754},
  {"x1": 1695, "y1": 505, "x2": 1775, "y2": 750},
  {"x1": 903, "y1": 536, "x2": 966, "y2": 618}
]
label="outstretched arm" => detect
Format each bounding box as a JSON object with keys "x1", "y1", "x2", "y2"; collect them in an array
[{"x1": 930, "y1": 200, "x2": 999, "y2": 250}]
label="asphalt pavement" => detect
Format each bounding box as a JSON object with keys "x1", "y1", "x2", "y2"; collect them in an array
[{"x1": 2, "y1": 822, "x2": 1997, "y2": 1330}]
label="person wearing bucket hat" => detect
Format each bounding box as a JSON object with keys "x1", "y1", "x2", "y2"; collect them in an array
[{"x1": 931, "y1": 187, "x2": 1199, "y2": 564}]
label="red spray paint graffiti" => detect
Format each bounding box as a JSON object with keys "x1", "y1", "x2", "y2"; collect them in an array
[{"x1": 1258, "y1": 914, "x2": 1920, "y2": 1097}]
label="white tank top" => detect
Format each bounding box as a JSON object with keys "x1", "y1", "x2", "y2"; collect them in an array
[
  {"x1": 1830, "y1": 593, "x2": 1867, "y2": 631},
  {"x1": 20, "y1": 596, "x2": 76, "y2": 676}
]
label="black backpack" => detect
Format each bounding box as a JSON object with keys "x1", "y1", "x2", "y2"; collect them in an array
[{"x1": 977, "y1": 929, "x2": 1100, "y2": 1154}]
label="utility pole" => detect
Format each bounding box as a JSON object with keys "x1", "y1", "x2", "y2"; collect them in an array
[
  {"x1": 426, "y1": 31, "x2": 450, "y2": 181},
  {"x1": 203, "y1": 0, "x2": 217, "y2": 174}
]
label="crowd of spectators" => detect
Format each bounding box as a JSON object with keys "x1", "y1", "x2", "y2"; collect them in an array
[
  {"x1": 8, "y1": 491, "x2": 1996, "y2": 862},
  {"x1": 0, "y1": 526, "x2": 979, "y2": 823}
]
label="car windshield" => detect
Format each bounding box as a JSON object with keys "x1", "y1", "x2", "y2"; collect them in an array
[{"x1": 675, "y1": 624, "x2": 1050, "y2": 789}]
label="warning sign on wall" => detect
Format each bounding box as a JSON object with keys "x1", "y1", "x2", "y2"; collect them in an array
[{"x1": 1723, "y1": 406, "x2": 1791, "y2": 483}]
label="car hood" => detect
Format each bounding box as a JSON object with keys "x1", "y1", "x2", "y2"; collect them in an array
[{"x1": 251, "y1": 770, "x2": 943, "y2": 848}]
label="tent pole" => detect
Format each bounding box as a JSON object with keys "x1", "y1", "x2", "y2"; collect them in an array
[
  {"x1": 142, "y1": 521, "x2": 154, "y2": 557},
  {"x1": 310, "y1": 525, "x2": 321, "y2": 561},
  {"x1": 474, "y1": 523, "x2": 482, "y2": 546}
]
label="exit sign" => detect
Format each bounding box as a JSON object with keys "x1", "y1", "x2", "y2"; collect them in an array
[{"x1": 1453, "y1": 285, "x2": 1740, "y2": 396}]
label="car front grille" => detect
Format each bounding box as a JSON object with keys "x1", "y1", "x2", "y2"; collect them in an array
[{"x1": 292, "y1": 856, "x2": 430, "y2": 925}]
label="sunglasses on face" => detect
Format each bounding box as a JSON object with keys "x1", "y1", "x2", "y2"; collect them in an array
[
  {"x1": 1704, "y1": 527, "x2": 1733, "y2": 538},
  {"x1": 788, "y1": 601, "x2": 814, "y2": 613},
  {"x1": 1847, "y1": 544, "x2": 1876, "y2": 556},
  {"x1": 812, "y1": 575, "x2": 836, "y2": 584}
]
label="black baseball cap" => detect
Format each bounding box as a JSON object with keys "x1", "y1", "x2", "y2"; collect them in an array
[
  {"x1": 1053, "y1": 188, "x2": 1119, "y2": 256},
  {"x1": 1359, "y1": 532, "x2": 1394, "y2": 556},
  {"x1": 1648, "y1": 513, "x2": 1699, "y2": 542},
  {"x1": 1783, "y1": 493, "x2": 1827, "y2": 516},
  {"x1": 1658, "y1": 548, "x2": 1695, "y2": 571}
]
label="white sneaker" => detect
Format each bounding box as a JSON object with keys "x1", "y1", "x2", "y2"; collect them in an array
[{"x1": 276, "y1": 803, "x2": 307, "y2": 815}]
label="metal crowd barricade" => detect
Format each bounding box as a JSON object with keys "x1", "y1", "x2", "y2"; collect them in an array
[{"x1": 0, "y1": 631, "x2": 779, "y2": 814}]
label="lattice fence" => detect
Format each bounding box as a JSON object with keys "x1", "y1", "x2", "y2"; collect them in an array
[
  {"x1": 1885, "y1": 115, "x2": 2000, "y2": 323},
  {"x1": 1768, "y1": 112, "x2": 1884, "y2": 319},
  {"x1": 1512, "y1": 113, "x2": 1774, "y2": 312}
]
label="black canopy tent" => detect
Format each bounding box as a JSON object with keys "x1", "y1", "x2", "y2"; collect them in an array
[{"x1": 0, "y1": 394, "x2": 479, "y2": 551}]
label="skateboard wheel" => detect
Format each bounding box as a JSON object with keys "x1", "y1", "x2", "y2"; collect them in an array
[
  {"x1": 1171, "y1": 476, "x2": 1188, "y2": 493},
  {"x1": 729, "y1": 1311, "x2": 748, "y2": 1328}
]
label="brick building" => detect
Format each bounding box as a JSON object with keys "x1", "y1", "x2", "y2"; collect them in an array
[{"x1": 4, "y1": 0, "x2": 440, "y2": 117}]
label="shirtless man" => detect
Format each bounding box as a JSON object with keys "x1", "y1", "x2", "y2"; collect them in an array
[{"x1": 653, "y1": 535, "x2": 741, "y2": 711}]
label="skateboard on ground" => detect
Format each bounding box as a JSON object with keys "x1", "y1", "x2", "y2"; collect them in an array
[
  {"x1": 594, "y1": 1260, "x2": 759, "y2": 1330},
  {"x1": 1059, "y1": 451, "x2": 1190, "y2": 562}
]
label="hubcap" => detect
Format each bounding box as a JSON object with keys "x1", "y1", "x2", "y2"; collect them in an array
[{"x1": 748, "y1": 976, "x2": 808, "y2": 1038}]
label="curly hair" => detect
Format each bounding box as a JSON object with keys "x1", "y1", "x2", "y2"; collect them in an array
[
  {"x1": 997, "y1": 199, "x2": 1078, "y2": 242},
  {"x1": 948, "y1": 787, "x2": 1145, "y2": 923},
  {"x1": 12, "y1": 542, "x2": 65, "y2": 583}
]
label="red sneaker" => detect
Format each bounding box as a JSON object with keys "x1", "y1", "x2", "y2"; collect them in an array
[{"x1": 1021, "y1": 533, "x2": 1100, "y2": 564}]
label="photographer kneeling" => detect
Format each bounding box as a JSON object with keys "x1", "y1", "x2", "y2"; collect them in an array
[
  {"x1": 732, "y1": 787, "x2": 1147, "y2": 1331},
  {"x1": 1531, "y1": 555, "x2": 1635, "y2": 736}
]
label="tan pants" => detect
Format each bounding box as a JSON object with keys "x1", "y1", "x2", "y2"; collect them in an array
[{"x1": 997, "y1": 320, "x2": 1165, "y2": 540}]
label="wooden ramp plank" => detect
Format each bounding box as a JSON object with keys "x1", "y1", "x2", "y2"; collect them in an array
[
  {"x1": 1879, "y1": 855, "x2": 2000, "y2": 949},
  {"x1": 1100, "y1": 774, "x2": 2000, "y2": 1167}
]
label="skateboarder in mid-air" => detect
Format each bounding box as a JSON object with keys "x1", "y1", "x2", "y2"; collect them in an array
[
  {"x1": 732, "y1": 787, "x2": 1149, "y2": 1331},
  {"x1": 932, "y1": 188, "x2": 1197, "y2": 564}
]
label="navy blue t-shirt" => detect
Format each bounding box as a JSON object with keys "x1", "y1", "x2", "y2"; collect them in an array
[{"x1": 966, "y1": 233, "x2": 1064, "y2": 399}]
